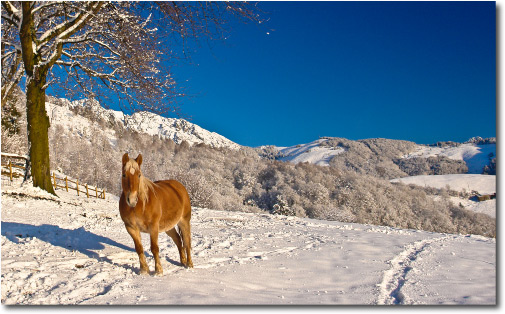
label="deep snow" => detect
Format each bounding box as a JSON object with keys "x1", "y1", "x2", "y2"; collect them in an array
[{"x1": 1, "y1": 176, "x2": 496, "y2": 305}]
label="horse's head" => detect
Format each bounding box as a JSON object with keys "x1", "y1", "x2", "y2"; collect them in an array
[{"x1": 122, "y1": 153, "x2": 143, "y2": 208}]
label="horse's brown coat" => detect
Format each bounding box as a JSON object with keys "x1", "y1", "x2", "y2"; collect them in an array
[{"x1": 119, "y1": 153, "x2": 193, "y2": 275}]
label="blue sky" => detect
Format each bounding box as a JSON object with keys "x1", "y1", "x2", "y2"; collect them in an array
[{"x1": 171, "y1": 1, "x2": 495, "y2": 147}]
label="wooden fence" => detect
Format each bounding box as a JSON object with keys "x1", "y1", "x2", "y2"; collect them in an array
[
  {"x1": 1, "y1": 154, "x2": 28, "y2": 181},
  {"x1": 51, "y1": 173, "x2": 105, "y2": 199},
  {"x1": 1, "y1": 160, "x2": 25, "y2": 181},
  {"x1": 1, "y1": 153, "x2": 106, "y2": 199}
]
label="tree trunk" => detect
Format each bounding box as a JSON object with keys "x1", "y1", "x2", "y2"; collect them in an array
[
  {"x1": 18, "y1": 2, "x2": 55, "y2": 195},
  {"x1": 25, "y1": 75, "x2": 56, "y2": 195}
]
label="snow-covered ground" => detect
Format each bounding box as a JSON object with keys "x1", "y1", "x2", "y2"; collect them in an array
[
  {"x1": 391, "y1": 174, "x2": 496, "y2": 218},
  {"x1": 1, "y1": 178, "x2": 496, "y2": 305}
]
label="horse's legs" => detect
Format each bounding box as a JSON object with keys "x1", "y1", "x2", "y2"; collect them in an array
[
  {"x1": 177, "y1": 220, "x2": 193, "y2": 268},
  {"x1": 125, "y1": 225, "x2": 149, "y2": 275},
  {"x1": 166, "y1": 228, "x2": 187, "y2": 266},
  {"x1": 149, "y1": 227, "x2": 163, "y2": 276}
]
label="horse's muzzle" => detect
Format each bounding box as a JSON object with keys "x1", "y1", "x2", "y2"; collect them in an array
[{"x1": 126, "y1": 192, "x2": 138, "y2": 208}]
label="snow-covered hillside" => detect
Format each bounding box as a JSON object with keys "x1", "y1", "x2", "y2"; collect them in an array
[
  {"x1": 1, "y1": 178, "x2": 495, "y2": 305},
  {"x1": 391, "y1": 174, "x2": 496, "y2": 218},
  {"x1": 402, "y1": 143, "x2": 496, "y2": 174},
  {"x1": 276, "y1": 139, "x2": 345, "y2": 166},
  {"x1": 392, "y1": 174, "x2": 496, "y2": 195},
  {"x1": 46, "y1": 99, "x2": 240, "y2": 150},
  {"x1": 273, "y1": 137, "x2": 495, "y2": 174}
]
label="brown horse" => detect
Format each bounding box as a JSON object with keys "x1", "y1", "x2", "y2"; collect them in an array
[{"x1": 119, "y1": 153, "x2": 193, "y2": 275}]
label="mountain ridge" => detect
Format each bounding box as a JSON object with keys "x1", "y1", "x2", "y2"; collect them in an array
[{"x1": 47, "y1": 97, "x2": 241, "y2": 150}]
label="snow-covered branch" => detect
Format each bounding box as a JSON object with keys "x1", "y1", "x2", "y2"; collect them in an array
[
  {"x1": 1, "y1": 1, "x2": 20, "y2": 27},
  {"x1": 31, "y1": 1, "x2": 65, "y2": 15},
  {"x1": 2, "y1": 1, "x2": 262, "y2": 114},
  {"x1": 38, "y1": 1, "x2": 104, "y2": 47}
]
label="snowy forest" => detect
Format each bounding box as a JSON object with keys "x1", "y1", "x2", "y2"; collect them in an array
[{"x1": 1, "y1": 90, "x2": 496, "y2": 238}]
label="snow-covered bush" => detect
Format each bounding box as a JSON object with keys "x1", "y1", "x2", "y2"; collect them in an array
[
  {"x1": 326, "y1": 138, "x2": 414, "y2": 179},
  {"x1": 395, "y1": 156, "x2": 468, "y2": 176},
  {"x1": 166, "y1": 168, "x2": 214, "y2": 209}
]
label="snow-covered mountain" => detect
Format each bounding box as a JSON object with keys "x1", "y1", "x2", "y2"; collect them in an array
[
  {"x1": 271, "y1": 137, "x2": 496, "y2": 174},
  {"x1": 39, "y1": 96, "x2": 499, "y2": 175},
  {"x1": 46, "y1": 98, "x2": 241, "y2": 150}
]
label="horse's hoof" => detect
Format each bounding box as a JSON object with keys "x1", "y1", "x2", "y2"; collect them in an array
[
  {"x1": 155, "y1": 270, "x2": 163, "y2": 276},
  {"x1": 186, "y1": 262, "x2": 194, "y2": 268},
  {"x1": 139, "y1": 268, "x2": 149, "y2": 275}
]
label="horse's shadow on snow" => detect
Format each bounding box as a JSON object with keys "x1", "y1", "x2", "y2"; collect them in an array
[{"x1": 1, "y1": 221, "x2": 143, "y2": 272}]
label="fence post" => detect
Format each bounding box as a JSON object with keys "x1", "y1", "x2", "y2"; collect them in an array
[{"x1": 0, "y1": 157, "x2": 105, "y2": 200}]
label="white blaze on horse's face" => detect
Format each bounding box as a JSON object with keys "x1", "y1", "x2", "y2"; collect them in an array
[{"x1": 122, "y1": 159, "x2": 142, "y2": 208}]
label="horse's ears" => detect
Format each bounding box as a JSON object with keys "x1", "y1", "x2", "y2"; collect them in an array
[
  {"x1": 136, "y1": 154, "x2": 143, "y2": 167},
  {"x1": 122, "y1": 153, "x2": 129, "y2": 165}
]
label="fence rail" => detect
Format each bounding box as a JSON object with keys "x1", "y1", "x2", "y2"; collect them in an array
[
  {"x1": 51, "y1": 173, "x2": 105, "y2": 199},
  {"x1": 1, "y1": 153, "x2": 105, "y2": 199}
]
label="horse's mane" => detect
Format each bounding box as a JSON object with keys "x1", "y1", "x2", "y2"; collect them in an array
[{"x1": 139, "y1": 174, "x2": 157, "y2": 204}]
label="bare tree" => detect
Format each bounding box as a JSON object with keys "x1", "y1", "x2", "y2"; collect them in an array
[{"x1": 1, "y1": 1, "x2": 260, "y2": 195}]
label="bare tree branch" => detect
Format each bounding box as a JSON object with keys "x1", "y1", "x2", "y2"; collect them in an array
[{"x1": 3, "y1": 1, "x2": 263, "y2": 114}]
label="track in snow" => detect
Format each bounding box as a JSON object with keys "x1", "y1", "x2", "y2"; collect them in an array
[{"x1": 377, "y1": 235, "x2": 451, "y2": 305}]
